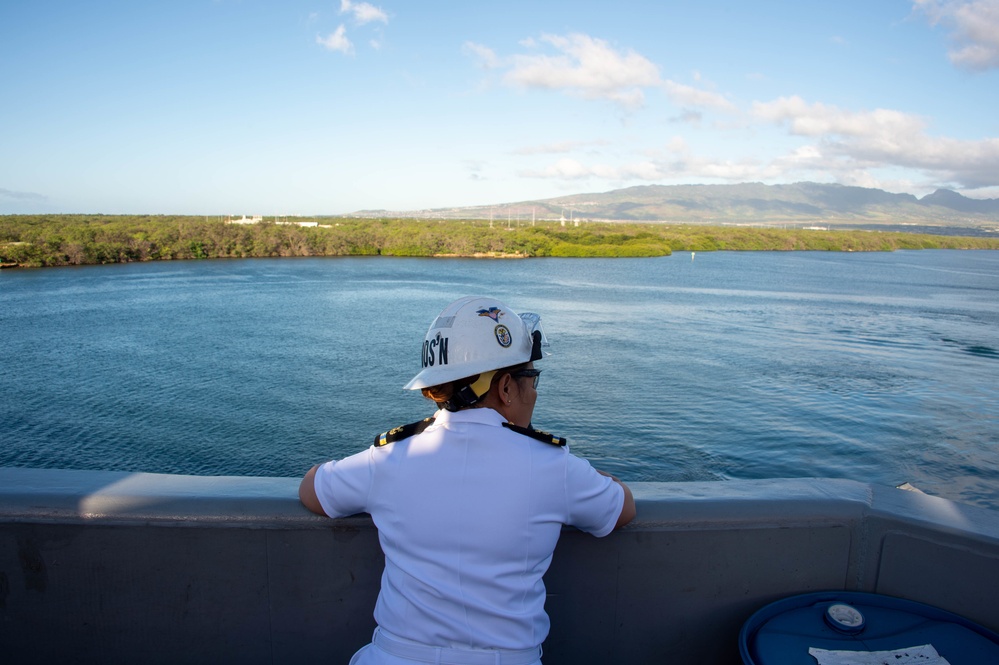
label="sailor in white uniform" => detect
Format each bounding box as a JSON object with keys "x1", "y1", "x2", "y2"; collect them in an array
[{"x1": 300, "y1": 296, "x2": 636, "y2": 664}]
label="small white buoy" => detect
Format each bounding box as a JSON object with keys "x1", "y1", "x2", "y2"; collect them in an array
[{"x1": 691, "y1": 252, "x2": 695, "y2": 261}]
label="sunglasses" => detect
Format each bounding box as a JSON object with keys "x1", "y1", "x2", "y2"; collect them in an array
[{"x1": 510, "y1": 368, "x2": 542, "y2": 389}]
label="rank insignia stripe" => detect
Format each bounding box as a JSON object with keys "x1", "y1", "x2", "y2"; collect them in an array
[
  {"x1": 374, "y1": 417, "x2": 436, "y2": 447},
  {"x1": 502, "y1": 422, "x2": 567, "y2": 446}
]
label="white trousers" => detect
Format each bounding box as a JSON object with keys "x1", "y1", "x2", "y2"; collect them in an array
[{"x1": 349, "y1": 627, "x2": 543, "y2": 665}]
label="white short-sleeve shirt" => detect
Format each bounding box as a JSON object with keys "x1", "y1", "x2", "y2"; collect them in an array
[{"x1": 313, "y1": 407, "x2": 624, "y2": 650}]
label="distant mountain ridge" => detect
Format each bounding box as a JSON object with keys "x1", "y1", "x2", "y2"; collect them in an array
[
  {"x1": 918, "y1": 188, "x2": 999, "y2": 215},
  {"x1": 356, "y1": 182, "x2": 999, "y2": 227}
]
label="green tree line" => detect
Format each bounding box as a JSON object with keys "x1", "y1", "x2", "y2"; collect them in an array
[{"x1": 2, "y1": 215, "x2": 998, "y2": 268}]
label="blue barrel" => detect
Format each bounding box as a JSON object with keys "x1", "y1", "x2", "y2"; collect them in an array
[{"x1": 740, "y1": 591, "x2": 999, "y2": 665}]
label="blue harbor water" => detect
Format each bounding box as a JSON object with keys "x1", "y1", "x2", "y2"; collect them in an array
[{"x1": 2, "y1": 251, "x2": 998, "y2": 509}]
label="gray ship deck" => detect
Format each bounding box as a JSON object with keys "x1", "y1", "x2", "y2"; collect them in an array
[{"x1": 2, "y1": 468, "x2": 998, "y2": 664}]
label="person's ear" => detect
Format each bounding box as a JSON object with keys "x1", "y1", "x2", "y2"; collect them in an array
[{"x1": 495, "y1": 372, "x2": 514, "y2": 404}]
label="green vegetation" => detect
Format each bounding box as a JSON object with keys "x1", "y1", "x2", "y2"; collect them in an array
[{"x1": 2, "y1": 215, "x2": 997, "y2": 268}]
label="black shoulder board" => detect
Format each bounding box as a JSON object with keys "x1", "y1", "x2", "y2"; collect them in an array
[
  {"x1": 502, "y1": 422, "x2": 567, "y2": 447},
  {"x1": 374, "y1": 417, "x2": 435, "y2": 447}
]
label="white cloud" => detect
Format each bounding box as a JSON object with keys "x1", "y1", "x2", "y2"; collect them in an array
[
  {"x1": 340, "y1": 0, "x2": 389, "y2": 25},
  {"x1": 498, "y1": 35, "x2": 999, "y2": 194},
  {"x1": 666, "y1": 136, "x2": 688, "y2": 153},
  {"x1": 317, "y1": 24, "x2": 353, "y2": 55},
  {"x1": 620, "y1": 161, "x2": 667, "y2": 180},
  {"x1": 774, "y1": 144, "x2": 825, "y2": 167},
  {"x1": 469, "y1": 32, "x2": 738, "y2": 114},
  {"x1": 965, "y1": 185, "x2": 999, "y2": 198},
  {"x1": 846, "y1": 135, "x2": 999, "y2": 188},
  {"x1": 752, "y1": 95, "x2": 999, "y2": 189},
  {"x1": 521, "y1": 158, "x2": 623, "y2": 180},
  {"x1": 520, "y1": 153, "x2": 781, "y2": 184},
  {"x1": 913, "y1": 0, "x2": 999, "y2": 70},
  {"x1": 503, "y1": 33, "x2": 662, "y2": 108},
  {"x1": 518, "y1": 144, "x2": 990, "y2": 195},
  {"x1": 462, "y1": 42, "x2": 500, "y2": 69},
  {"x1": 694, "y1": 160, "x2": 775, "y2": 182},
  {"x1": 0, "y1": 187, "x2": 46, "y2": 201},
  {"x1": 513, "y1": 140, "x2": 609, "y2": 155},
  {"x1": 463, "y1": 160, "x2": 487, "y2": 181},
  {"x1": 320, "y1": 3, "x2": 387, "y2": 56},
  {"x1": 842, "y1": 173, "x2": 922, "y2": 193},
  {"x1": 518, "y1": 100, "x2": 999, "y2": 192},
  {"x1": 663, "y1": 81, "x2": 736, "y2": 112},
  {"x1": 669, "y1": 110, "x2": 703, "y2": 125},
  {"x1": 751, "y1": 96, "x2": 927, "y2": 138}
]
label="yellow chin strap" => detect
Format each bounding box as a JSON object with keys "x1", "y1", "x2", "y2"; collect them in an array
[
  {"x1": 441, "y1": 370, "x2": 498, "y2": 411},
  {"x1": 468, "y1": 370, "x2": 497, "y2": 399}
]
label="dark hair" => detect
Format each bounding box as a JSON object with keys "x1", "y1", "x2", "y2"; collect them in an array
[
  {"x1": 421, "y1": 363, "x2": 529, "y2": 409},
  {"x1": 421, "y1": 377, "x2": 471, "y2": 406}
]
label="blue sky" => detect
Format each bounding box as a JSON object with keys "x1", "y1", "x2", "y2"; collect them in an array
[{"x1": 2, "y1": 0, "x2": 998, "y2": 215}]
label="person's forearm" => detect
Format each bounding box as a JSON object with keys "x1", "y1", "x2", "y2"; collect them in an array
[
  {"x1": 597, "y1": 469, "x2": 636, "y2": 529},
  {"x1": 614, "y1": 479, "x2": 636, "y2": 529},
  {"x1": 299, "y1": 464, "x2": 327, "y2": 516}
]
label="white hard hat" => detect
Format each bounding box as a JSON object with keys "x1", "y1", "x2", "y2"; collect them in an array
[{"x1": 403, "y1": 296, "x2": 548, "y2": 390}]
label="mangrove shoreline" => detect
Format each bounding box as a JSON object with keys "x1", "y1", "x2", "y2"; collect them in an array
[{"x1": 2, "y1": 215, "x2": 998, "y2": 268}]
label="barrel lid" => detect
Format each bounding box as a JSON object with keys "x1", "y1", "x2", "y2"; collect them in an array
[{"x1": 739, "y1": 591, "x2": 999, "y2": 665}]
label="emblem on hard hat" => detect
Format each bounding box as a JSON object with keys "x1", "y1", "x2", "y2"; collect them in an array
[
  {"x1": 477, "y1": 307, "x2": 503, "y2": 322},
  {"x1": 495, "y1": 324, "x2": 512, "y2": 348}
]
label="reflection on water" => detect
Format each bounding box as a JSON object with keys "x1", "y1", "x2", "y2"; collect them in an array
[{"x1": 1, "y1": 251, "x2": 998, "y2": 509}]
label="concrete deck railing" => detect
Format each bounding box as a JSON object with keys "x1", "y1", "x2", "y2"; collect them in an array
[{"x1": 2, "y1": 467, "x2": 999, "y2": 664}]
